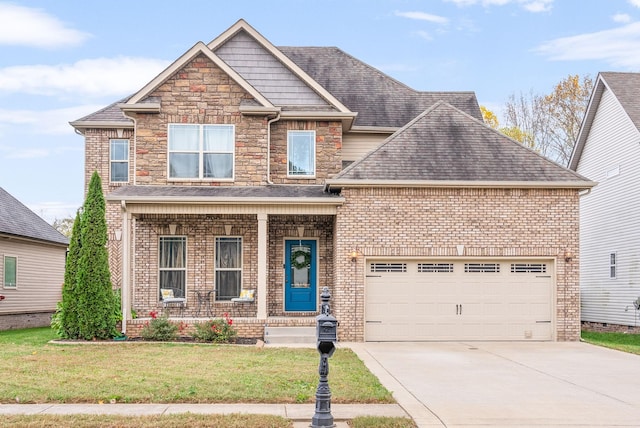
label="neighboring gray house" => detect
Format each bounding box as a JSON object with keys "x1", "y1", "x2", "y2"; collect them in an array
[
  {"x1": 570, "y1": 72, "x2": 640, "y2": 329},
  {"x1": 0, "y1": 187, "x2": 69, "y2": 330}
]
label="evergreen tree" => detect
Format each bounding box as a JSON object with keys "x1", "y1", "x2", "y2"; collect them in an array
[
  {"x1": 52, "y1": 209, "x2": 83, "y2": 338},
  {"x1": 75, "y1": 172, "x2": 119, "y2": 339}
]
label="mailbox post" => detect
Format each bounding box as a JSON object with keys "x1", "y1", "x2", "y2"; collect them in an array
[{"x1": 311, "y1": 287, "x2": 337, "y2": 428}]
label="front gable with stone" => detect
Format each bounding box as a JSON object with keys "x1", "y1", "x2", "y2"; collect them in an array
[{"x1": 71, "y1": 20, "x2": 592, "y2": 342}]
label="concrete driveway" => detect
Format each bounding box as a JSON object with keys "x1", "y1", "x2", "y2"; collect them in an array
[{"x1": 348, "y1": 341, "x2": 640, "y2": 427}]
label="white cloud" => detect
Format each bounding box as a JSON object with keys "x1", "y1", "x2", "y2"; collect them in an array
[
  {"x1": 629, "y1": 0, "x2": 640, "y2": 8},
  {"x1": 0, "y1": 57, "x2": 169, "y2": 98},
  {"x1": 534, "y1": 21, "x2": 640, "y2": 68},
  {"x1": 395, "y1": 11, "x2": 449, "y2": 25},
  {"x1": 415, "y1": 30, "x2": 434, "y2": 41},
  {"x1": 613, "y1": 13, "x2": 632, "y2": 23},
  {"x1": 0, "y1": 104, "x2": 106, "y2": 135},
  {"x1": 444, "y1": 0, "x2": 553, "y2": 12},
  {"x1": 0, "y1": 3, "x2": 90, "y2": 48}
]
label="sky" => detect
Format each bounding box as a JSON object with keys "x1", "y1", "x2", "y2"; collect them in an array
[{"x1": 1, "y1": 0, "x2": 640, "y2": 223}]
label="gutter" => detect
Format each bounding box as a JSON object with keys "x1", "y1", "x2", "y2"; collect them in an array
[
  {"x1": 325, "y1": 179, "x2": 598, "y2": 191},
  {"x1": 105, "y1": 195, "x2": 345, "y2": 205}
]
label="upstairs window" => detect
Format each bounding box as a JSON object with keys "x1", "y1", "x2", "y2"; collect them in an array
[
  {"x1": 288, "y1": 130, "x2": 315, "y2": 177},
  {"x1": 168, "y1": 124, "x2": 234, "y2": 180},
  {"x1": 110, "y1": 139, "x2": 129, "y2": 183},
  {"x1": 3, "y1": 255, "x2": 16, "y2": 288}
]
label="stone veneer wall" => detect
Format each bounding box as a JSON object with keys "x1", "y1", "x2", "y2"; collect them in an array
[
  {"x1": 333, "y1": 187, "x2": 581, "y2": 342},
  {"x1": 269, "y1": 120, "x2": 342, "y2": 184}
]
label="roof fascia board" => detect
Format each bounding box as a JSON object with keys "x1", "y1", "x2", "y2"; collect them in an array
[
  {"x1": 126, "y1": 41, "x2": 274, "y2": 108},
  {"x1": 117, "y1": 102, "x2": 161, "y2": 113},
  {"x1": 68, "y1": 120, "x2": 134, "y2": 129},
  {"x1": 105, "y1": 195, "x2": 345, "y2": 205},
  {"x1": 0, "y1": 233, "x2": 69, "y2": 248},
  {"x1": 279, "y1": 110, "x2": 357, "y2": 128},
  {"x1": 569, "y1": 74, "x2": 607, "y2": 170},
  {"x1": 207, "y1": 19, "x2": 353, "y2": 114},
  {"x1": 325, "y1": 179, "x2": 597, "y2": 190},
  {"x1": 238, "y1": 105, "x2": 281, "y2": 115}
]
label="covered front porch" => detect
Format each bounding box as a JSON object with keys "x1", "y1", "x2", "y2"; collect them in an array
[{"x1": 107, "y1": 185, "x2": 343, "y2": 338}]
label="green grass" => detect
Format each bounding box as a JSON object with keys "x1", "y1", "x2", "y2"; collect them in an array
[
  {"x1": 581, "y1": 330, "x2": 640, "y2": 355},
  {"x1": 0, "y1": 413, "x2": 292, "y2": 428},
  {"x1": 0, "y1": 328, "x2": 392, "y2": 404}
]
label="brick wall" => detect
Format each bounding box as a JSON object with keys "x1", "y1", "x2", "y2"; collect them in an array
[{"x1": 333, "y1": 187, "x2": 581, "y2": 342}]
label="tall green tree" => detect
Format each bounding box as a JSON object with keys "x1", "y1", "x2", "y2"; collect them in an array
[
  {"x1": 75, "y1": 172, "x2": 119, "y2": 340},
  {"x1": 52, "y1": 209, "x2": 83, "y2": 338}
]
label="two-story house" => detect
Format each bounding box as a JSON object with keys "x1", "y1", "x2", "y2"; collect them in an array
[{"x1": 71, "y1": 20, "x2": 594, "y2": 342}]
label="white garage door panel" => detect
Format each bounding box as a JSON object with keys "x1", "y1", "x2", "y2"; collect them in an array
[{"x1": 365, "y1": 260, "x2": 553, "y2": 341}]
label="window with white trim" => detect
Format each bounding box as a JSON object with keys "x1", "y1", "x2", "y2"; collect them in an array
[
  {"x1": 215, "y1": 237, "x2": 242, "y2": 300},
  {"x1": 110, "y1": 139, "x2": 129, "y2": 182},
  {"x1": 288, "y1": 130, "x2": 315, "y2": 177},
  {"x1": 168, "y1": 124, "x2": 234, "y2": 180},
  {"x1": 158, "y1": 236, "x2": 186, "y2": 299},
  {"x1": 610, "y1": 252, "x2": 617, "y2": 279},
  {"x1": 3, "y1": 255, "x2": 16, "y2": 288}
]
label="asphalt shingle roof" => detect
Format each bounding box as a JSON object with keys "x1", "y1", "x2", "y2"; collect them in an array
[
  {"x1": 278, "y1": 46, "x2": 481, "y2": 127},
  {"x1": 0, "y1": 187, "x2": 69, "y2": 246},
  {"x1": 336, "y1": 102, "x2": 591, "y2": 183},
  {"x1": 600, "y1": 72, "x2": 640, "y2": 131},
  {"x1": 106, "y1": 185, "x2": 340, "y2": 201}
]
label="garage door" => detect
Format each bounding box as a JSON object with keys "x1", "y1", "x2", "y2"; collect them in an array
[{"x1": 365, "y1": 260, "x2": 553, "y2": 341}]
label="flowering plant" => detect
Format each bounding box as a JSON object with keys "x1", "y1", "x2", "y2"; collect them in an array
[
  {"x1": 192, "y1": 313, "x2": 237, "y2": 343},
  {"x1": 140, "y1": 311, "x2": 178, "y2": 341}
]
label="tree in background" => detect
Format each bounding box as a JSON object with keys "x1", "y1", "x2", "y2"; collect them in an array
[
  {"x1": 53, "y1": 172, "x2": 120, "y2": 340},
  {"x1": 51, "y1": 217, "x2": 75, "y2": 238},
  {"x1": 541, "y1": 74, "x2": 593, "y2": 165},
  {"x1": 501, "y1": 74, "x2": 593, "y2": 165}
]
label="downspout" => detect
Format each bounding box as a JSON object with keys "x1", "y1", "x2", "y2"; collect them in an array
[{"x1": 266, "y1": 113, "x2": 281, "y2": 184}]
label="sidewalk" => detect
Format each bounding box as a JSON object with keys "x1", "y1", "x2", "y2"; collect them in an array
[{"x1": 0, "y1": 403, "x2": 409, "y2": 427}]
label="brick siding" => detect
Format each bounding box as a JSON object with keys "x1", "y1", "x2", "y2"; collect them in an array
[{"x1": 333, "y1": 187, "x2": 581, "y2": 342}]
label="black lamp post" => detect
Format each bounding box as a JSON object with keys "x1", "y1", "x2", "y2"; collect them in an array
[{"x1": 311, "y1": 287, "x2": 337, "y2": 428}]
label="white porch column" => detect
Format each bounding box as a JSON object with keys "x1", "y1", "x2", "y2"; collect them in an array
[
  {"x1": 257, "y1": 212, "x2": 268, "y2": 319},
  {"x1": 120, "y1": 204, "x2": 131, "y2": 334}
]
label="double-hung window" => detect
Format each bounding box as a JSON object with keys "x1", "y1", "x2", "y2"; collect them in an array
[
  {"x1": 110, "y1": 139, "x2": 129, "y2": 183},
  {"x1": 3, "y1": 255, "x2": 16, "y2": 288},
  {"x1": 168, "y1": 124, "x2": 234, "y2": 180},
  {"x1": 159, "y1": 237, "x2": 186, "y2": 299},
  {"x1": 610, "y1": 252, "x2": 617, "y2": 279},
  {"x1": 287, "y1": 130, "x2": 315, "y2": 177},
  {"x1": 215, "y1": 237, "x2": 242, "y2": 300}
]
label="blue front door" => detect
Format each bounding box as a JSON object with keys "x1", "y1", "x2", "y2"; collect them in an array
[{"x1": 285, "y1": 240, "x2": 317, "y2": 312}]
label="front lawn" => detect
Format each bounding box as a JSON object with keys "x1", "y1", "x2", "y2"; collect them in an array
[
  {"x1": 0, "y1": 327, "x2": 393, "y2": 404},
  {"x1": 581, "y1": 330, "x2": 640, "y2": 355}
]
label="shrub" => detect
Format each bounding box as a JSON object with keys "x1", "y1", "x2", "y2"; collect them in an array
[
  {"x1": 140, "y1": 312, "x2": 179, "y2": 341},
  {"x1": 192, "y1": 313, "x2": 237, "y2": 343}
]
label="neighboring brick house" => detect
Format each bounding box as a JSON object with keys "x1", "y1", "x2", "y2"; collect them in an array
[
  {"x1": 0, "y1": 187, "x2": 69, "y2": 330},
  {"x1": 71, "y1": 20, "x2": 594, "y2": 342}
]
